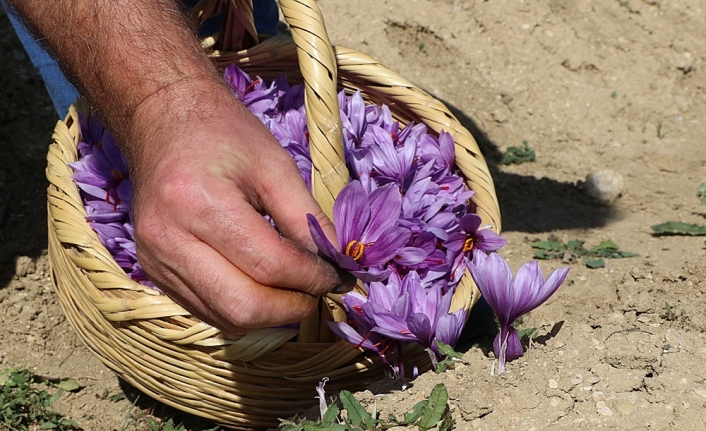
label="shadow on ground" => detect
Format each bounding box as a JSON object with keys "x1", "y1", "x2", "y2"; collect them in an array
[
  {"x1": 0, "y1": 11, "x2": 56, "y2": 290},
  {"x1": 443, "y1": 102, "x2": 616, "y2": 233}
]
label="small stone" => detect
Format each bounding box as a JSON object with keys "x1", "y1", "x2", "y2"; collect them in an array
[
  {"x1": 549, "y1": 379, "x2": 559, "y2": 389},
  {"x1": 571, "y1": 378, "x2": 584, "y2": 385},
  {"x1": 616, "y1": 400, "x2": 635, "y2": 414},
  {"x1": 666, "y1": 329, "x2": 686, "y2": 347},
  {"x1": 14, "y1": 256, "x2": 35, "y2": 278},
  {"x1": 693, "y1": 389, "x2": 706, "y2": 399},
  {"x1": 583, "y1": 170, "x2": 624, "y2": 203},
  {"x1": 596, "y1": 401, "x2": 614, "y2": 416}
]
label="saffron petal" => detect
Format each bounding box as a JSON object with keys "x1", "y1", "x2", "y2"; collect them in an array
[{"x1": 333, "y1": 181, "x2": 370, "y2": 247}]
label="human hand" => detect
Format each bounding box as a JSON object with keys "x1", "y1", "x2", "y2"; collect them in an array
[{"x1": 125, "y1": 78, "x2": 352, "y2": 332}]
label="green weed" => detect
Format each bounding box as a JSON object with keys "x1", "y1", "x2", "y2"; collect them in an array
[
  {"x1": 501, "y1": 141, "x2": 536, "y2": 165},
  {"x1": 531, "y1": 239, "x2": 638, "y2": 268},
  {"x1": 0, "y1": 367, "x2": 80, "y2": 430},
  {"x1": 280, "y1": 383, "x2": 453, "y2": 431}
]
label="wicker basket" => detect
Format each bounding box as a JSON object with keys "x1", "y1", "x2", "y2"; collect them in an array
[{"x1": 45, "y1": 0, "x2": 501, "y2": 428}]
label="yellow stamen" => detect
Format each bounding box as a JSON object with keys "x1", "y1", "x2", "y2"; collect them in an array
[
  {"x1": 111, "y1": 169, "x2": 124, "y2": 181},
  {"x1": 345, "y1": 240, "x2": 365, "y2": 261},
  {"x1": 463, "y1": 237, "x2": 475, "y2": 253}
]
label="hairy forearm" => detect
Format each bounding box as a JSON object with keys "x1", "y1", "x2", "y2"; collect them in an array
[{"x1": 8, "y1": 0, "x2": 227, "y2": 163}]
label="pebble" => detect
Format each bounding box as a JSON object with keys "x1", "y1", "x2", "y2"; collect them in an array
[
  {"x1": 583, "y1": 170, "x2": 624, "y2": 203},
  {"x1": 666, "y1": 329, "x2": 686, "y2": 347},
  {"x1": 616, "y1": 399, "x2": 635, "y2": 414},
  {"x1": 548, "y1": 379, "x2": 558, "y2": 389},
  {"x1": 596, "y1": 401, "x2": 614, "y2": 416}
]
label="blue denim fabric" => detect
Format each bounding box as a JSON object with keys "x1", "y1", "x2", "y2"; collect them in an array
[
  {"x1": 3, "y1": 2, "x2": 80, "y2": 117},
  {"x1": 3, "y1": 0, "x2": 279, "y2": 117}
]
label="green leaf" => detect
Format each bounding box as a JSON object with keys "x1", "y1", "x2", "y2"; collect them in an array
[
  {"x1": 279, "y1": 419, "x2": 303, "y2": 431},
  {"x1": 303, "y1": 423, "x2": 348, "y2": 431},
  {"x1": 618, "y1": 251, "x2": 639, "y2": 258},
  {"x1": 51, "y1": 378, "x2": 81, "y2": 392},
  {"x1": 39, "y1": 421, "x2": 57, "y2": 429},
  {"x1": 565, "y1": 239, "x2": 586, "y2": 252},
  {"x1": 401, "y1": 400, "x2": 426, "y2": 425},
  {"x1": 501, "y1": 141, "x2": 536, "y2": 165},
  {"x1": 590, "y1": 240, "x2": 618, "y2": 252},
  {"x1": 533, "y1": 250, "x2": 551, "y2": 259},
  {"x1": 531, "y1": 240, "x2": 562, "y2": 251},
  {"x1": 146, "y1": 417, "x2": 160, "y2": 431},
  {"x1": 417, "y1": 384, "x2": 448, "y2": 431},
  {"x1": 47, "y1": 389, "x2": 64, "y2": 407},
  {"x1": 107, "y1": 392, "x2": 126, "y2": 402},
  {"x1": 323, "y1": 401, "x2": 340, "y2": 424},
  {"x1": 583, "y1": 257, "x2": 605, "y2": 269},
  {"x1": 60, "y1": 419, "x2": 81, "y2": 429},
  {"x1": 517, "y1": 327, "x2": 537, "y2": 339},
  {"x1": 0, "y1": 367, "x2": 22, "y2": 386},
  {"x1": 651, "y1": 221, "x2": 706, "y2": 236},
  {"x1": 434, "y1": 341, "x2": 463, "y2": 359},
  {"x1": 438, "y1": 407, "x2": 455, "y2": 431},
  {"x1": 339, "y1": 390, "x2": 373, "y2": 428}
]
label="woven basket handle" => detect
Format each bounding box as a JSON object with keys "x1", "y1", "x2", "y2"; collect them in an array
[
  {"x1": 278, "y1": 0, "x2": 348, "y2": 218},
  {"x1": 193, "y1": 0, "x2": 348, "y2": 218},
  {"x1": 191, "y1": 0, "x2": 260, "y2": 49}
]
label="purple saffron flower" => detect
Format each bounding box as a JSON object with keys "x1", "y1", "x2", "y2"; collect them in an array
[
  {"x1": 365, "y1": 271, "x2": 466, "y2": 359},
  {"x1": 307, "y1": 181, "x2": 411, "y2": 281},
  {"x1": 468, "y1": 251, "x2": 569, "y2": 373},
  {"x1": 444, "y1": 213, "x2": 506, "y2": 254},
  {"x1": 327, "y1": 289, "x2": 389, "y2": 355},
  {"x1": 417, "y1": 130, "x2": 456, "y2": 181},
  {"x1": 369, "y1": 125, "x2": 417, "y2": 189}
]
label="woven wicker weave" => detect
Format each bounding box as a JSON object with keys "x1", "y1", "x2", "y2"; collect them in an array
[{"x1": 45, "y1": 0, "x2": 500, "y2": 428}]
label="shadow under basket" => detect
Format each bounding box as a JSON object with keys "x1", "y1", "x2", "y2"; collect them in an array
[{"x1": 44, "y1": 2, "x2": 500, "y2": 428}]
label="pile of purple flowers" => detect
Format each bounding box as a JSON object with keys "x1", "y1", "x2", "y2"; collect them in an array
[
  {"x1": 71, "y1": 64, "x2": 567, "y2": 374},
  {"x1": 69, "y1": 114, "x2": 154, "y2": 288}
]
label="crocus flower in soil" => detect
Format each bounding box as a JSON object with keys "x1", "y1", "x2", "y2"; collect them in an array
[
  {"x1": 307, "y1": 180, "x2": 416, "y2": 281},
  {"x1": 468, "y1": 250, "x2": 569, "y2": 374}
]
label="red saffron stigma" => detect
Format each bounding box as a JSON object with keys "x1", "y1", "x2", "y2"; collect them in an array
[
  {"x1": 355, "y1": 331, "x2": 373, "y2": 349},
  {"x1": 243, "y1": 78, "x2": 261, "y2": 95}
]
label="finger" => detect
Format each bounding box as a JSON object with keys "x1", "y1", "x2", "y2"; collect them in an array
[
  {"x1": 255, "y1": 152, "x2": 341, "y2": 254},
  {"x1": 137, "y1": 234, "x2": 321, "y2": 329},
  {"x1": 179, "y1": 176, "x2": 347, "y2": 296}
]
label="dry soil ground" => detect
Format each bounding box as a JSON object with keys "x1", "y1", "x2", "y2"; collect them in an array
[{"x1": 1, "y1": 0, "x2": 706, "y2": 430}]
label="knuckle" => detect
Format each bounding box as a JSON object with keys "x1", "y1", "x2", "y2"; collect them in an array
[{"x1": 248, "y1": 252, "x2": 283, "y2": 286}]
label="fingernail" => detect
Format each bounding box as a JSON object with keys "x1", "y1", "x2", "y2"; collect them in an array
[
  {"x1": 330, "y1": 284, "x2": 354, "y2": 294},
  {"x1": 336, "y1": 267, "x2": 357, "y2": 287}
]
